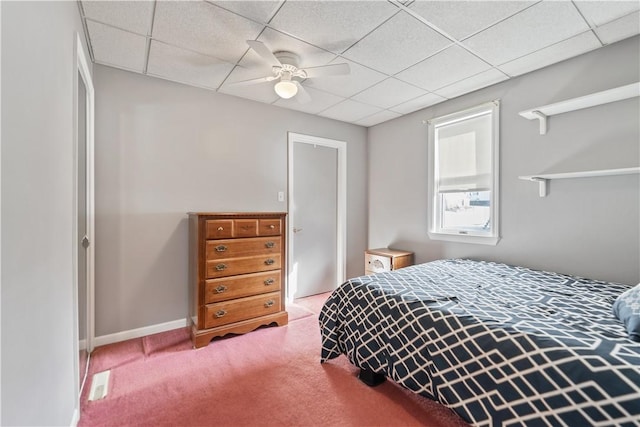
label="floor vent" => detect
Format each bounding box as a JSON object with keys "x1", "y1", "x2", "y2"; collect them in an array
[{"x1": 88, "y1": 370, "x2": 111, "y2": 401}]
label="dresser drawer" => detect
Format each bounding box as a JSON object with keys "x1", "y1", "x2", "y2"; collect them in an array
[
  {"x1": 235, "y1": 219, "x2": 258, "y2": 237},
  {"x1": 206, "y1": 237, "x2": 281, "y2": 260},
  {"x1": 204, "y1": 291, "x2": 281, "y2": 329},
  {"x1": 206, "y1": 254, "x2": 281, "y2": 279},
  {"x1": 259, "y1": 219, "x2": 281, "y2": 236},
  {"x1": 205, "y1": 271, "x2": 281, "y2": 304},
  {"x1": 206, "y1": 220, "x2": 234, "y2": 239}
]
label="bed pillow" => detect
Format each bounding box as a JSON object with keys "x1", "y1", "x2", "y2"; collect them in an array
[{"x1": 612, "y1": 283, "x2": 640, "y2": 342}]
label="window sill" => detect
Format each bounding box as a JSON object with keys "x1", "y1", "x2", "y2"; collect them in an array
[{"x1": 428, "y1": 231, "x2": 500, "y2": 246}]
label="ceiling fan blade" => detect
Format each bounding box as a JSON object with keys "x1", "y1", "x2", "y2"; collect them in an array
[
  {"x1": 294, "y1": 81, "x2": 312, "y2": 104},
  {"x1": 302, "y1": 63, "x2": 350, "y2": 79},
  {"x1": 228, "y1": 75, "x2": 277, "y2": 87},
  {"x1": 246, "y1": 40, "x2": 282, "y2": 68}
]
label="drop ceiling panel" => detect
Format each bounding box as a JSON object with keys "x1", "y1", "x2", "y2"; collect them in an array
[
  {"x1": 81, "y1": 0, "x2": 154, "y2": 35},
  {"x1": 352, "y1": 78, "x2": 427, "y2": 109},
  {"x1": 408, "y1": 0, "x2": 535, "y2": 41},
  {"x1": 573, "y1": 1, "x2": 640, "y2": 27},
  {"x1": 153, "y1": 1, "x2": 263, "y2": 63},
  {"x1": 463, "y1": 1, "x2": 590, "y2": 65},
  {"x1": 147, "y1": 41, "x2": 235, "y2": 90},
  {"x1": 390, "y1": 93, "x2": 448, "y2": 115},
  {"x1": 434, "y1": 68, "x2": 509, "y2": 99},
  {"x1": 355, "y1": 110, "x2": 402, "y2": 127},
  {"x1": 273, "y1": 86, "x2": 345, "y2": 114},
  {"x1": 342, "y1": 11, "x2": 453, "y2": 75},
  {"x1": 498, "y1": 31, "x2": 601, "y2": 77},
  {"x1": 86, "y1": 21, "x2": 147, "y2": 72},
  {"x1": 595, "y1": 11, "x2": 640, "y2": 45},
  {"x1": 319, "y1": 99, "x2": 383, "y2": 123},
  {"x1": 303, "y1": 58, "x2": 387, "y2": 98},
  {"x1": 210, "y1": 0, "x2": 285, "y2": 24},
  {"x1": 268, "y1": 0, "x2": 398, "y2": 53},
  {"x1": 396, "y1": 45, "x2": 492, "y2": 91}
]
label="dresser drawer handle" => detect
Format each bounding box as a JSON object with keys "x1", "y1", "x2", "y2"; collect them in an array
[
  {"x1": 264, "y1": 259, "x2": 275, "y2": 265},
  {"x1": 215, "y1": 263, "x2": 227, "y2": 271},
  {"x1": 265, "y1": 242, "x2": 275, "y2": 248},
  {"x1": 264, "y1": 278, "x2": 275, "y2": 286},
  {"x1": 215, "y1": 245, "x2": 228, "y2": 252},
  {"x1": 217, "y1": 226, "x2": 224, "y2": 231},
  {"x1": 215, "y1": 310, "x2": 227, "y2": 318},
  {"x1": 215, "y1": 285, "x2": 227, "y2": 293},
  {"x1": 269, "y1": 224, "x2": 275, "y2": 229},
  {"x1": 264, "y1": 300, "x2": 275, "y2": 308}
]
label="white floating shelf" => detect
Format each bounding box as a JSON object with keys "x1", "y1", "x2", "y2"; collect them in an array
[
  {"x1": 519, "y1": 82, "x2": 640, "y2": 134},
  {"x1": 519, "y1": 167, "x2": 640, "y2": 197}
]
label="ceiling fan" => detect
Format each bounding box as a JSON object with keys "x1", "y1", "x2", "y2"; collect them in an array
[{"x1": 229, "y1": 40, "x2": 351, "y2": 103}]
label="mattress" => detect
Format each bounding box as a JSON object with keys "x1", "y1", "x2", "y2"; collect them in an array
[{"x1": 319, "y1": 259, "x2": 640, "y2": 426}]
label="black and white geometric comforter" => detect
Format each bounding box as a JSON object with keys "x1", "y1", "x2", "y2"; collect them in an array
[{"x1": 319, "y1": 259, "x2": 640, "y2": 426}]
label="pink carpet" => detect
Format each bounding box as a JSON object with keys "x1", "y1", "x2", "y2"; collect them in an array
[{"x1": 79, "y1": 292, "x2": 468, "y2": 427}]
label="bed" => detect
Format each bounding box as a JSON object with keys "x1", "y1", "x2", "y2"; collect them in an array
[{"x1": 319, "y1": 259, "x2": 640, "y2": 426}]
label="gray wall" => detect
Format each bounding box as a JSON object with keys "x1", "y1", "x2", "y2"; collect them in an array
[
  {"x1": 93, "y1": 65, "x2": 368, "y2": 336},
  {"x1": 369, "y1": 35, "x2": 640, "y2": 285},
  {"x1": 1, "y1": 1, "x2": 90, "y2": 425}
]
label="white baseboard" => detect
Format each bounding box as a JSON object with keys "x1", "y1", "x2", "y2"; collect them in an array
[
  {"x1": 70, "y1": 408, "x2": 79, "y2": 427},
  {"x1": 93, "y1": 318, "x2": 189, "y2": 348}
]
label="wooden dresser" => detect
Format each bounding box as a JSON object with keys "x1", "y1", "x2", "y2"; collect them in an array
[{"x1": 188, "y1": 212, "x2": 288, "y2": 348}]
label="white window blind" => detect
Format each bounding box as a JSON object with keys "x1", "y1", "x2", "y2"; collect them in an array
[{"x1": 436, "y1": 112, "x2": 492, "y2": 193}]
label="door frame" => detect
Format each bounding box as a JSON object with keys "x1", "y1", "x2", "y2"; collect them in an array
[
  {"x1": 287, "y1": 132, "x2": 346, "y2": 301},
  {"x1": 72, "y1": 31, "x2": 95, "y2": 414}
]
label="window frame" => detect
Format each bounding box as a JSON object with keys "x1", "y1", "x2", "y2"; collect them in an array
[{"x1": 427, "y1": 101, "x2": 500, "y2": 245}]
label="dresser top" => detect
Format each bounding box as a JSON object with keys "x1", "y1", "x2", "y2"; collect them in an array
[
  {"x1": 188, "y1": 212, "x2": 287, "y2": 218},
  {"x1": 366, "y1": 248, "x2": 413, "y2": 257}
]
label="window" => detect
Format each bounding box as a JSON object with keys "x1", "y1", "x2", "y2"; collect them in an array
[{"x1": 427, "y1": 101, "x2": 500, "y2": 245}]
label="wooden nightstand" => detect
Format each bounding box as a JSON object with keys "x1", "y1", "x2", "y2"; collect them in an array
[{"x1": 365, "y1": 248, "x2": 414, "y2": 275}]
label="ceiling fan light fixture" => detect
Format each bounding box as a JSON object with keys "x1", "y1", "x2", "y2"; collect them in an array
[
  {"x1": 241, "y1": 41, "x2": 350, "y2": 103},
  {"x1": 274, "y1": 80, "x2": 298, "y2": 99}
]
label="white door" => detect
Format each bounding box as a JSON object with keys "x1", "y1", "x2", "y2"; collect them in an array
[
  {"x1": 77, "y1": 67, "x2": 89, "y2": 384},
  {"x1": 74, "y1": 33, "x2": 95, "y2": 407},
  {"x1": 288, "y1": 133, "x2": 346, "y2": 299}
]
